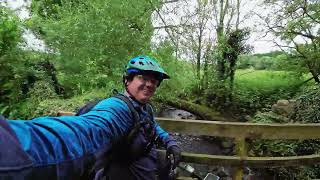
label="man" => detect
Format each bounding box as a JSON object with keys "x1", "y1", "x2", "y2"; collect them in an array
[{"x1": 0, "y1": 55, "x2": 181, "y2": 180}]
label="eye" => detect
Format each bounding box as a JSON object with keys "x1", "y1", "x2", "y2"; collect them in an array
[{"x1": 150, "y1": 79, "x2": 158, "y2": 84}]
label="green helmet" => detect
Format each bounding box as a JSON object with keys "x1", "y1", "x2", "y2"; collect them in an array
[{"x1": 125, "y1": 55, "x2": 170, "y2": 79}]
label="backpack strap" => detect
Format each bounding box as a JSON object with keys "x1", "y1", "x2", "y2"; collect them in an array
[
  {"x1": 113, "y1": 94, "x2": 147, "y2": 146},
  {"x1": 113, "y1": 94, "x2": 158, "y2": 156},
  {"x1": 91, "y1": 94, "x2": 155, "y2": 178},
  {"x1": 145, "y1": 103, "x2": 154, "y2": 122},
  {"x1": 113, "y1": 94, "x2": 140, "y2": 124},
  {"x1": 75, "y1": 99, "x2": 102, "y2": 116},
  {"x1": 142, "y1": 103, "x2": 160, "y2": 155}
]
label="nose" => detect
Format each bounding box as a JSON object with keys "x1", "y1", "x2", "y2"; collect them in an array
[{"x1": 138, "y1": 75, "x2": 159, "y2": 87}]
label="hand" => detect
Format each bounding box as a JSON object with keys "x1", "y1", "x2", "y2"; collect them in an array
[{"x1": 166, "y1": 145, "x2": 181, "y2": 169}]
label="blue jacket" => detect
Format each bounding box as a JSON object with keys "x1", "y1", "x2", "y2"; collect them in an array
[{"x1": 0, "y1": 96, "x2": 177, "y2": 180}]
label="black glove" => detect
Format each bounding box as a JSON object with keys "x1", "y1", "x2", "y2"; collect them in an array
[{"x1": 166, "y1": 145, "x2": 182, "y2": 169}]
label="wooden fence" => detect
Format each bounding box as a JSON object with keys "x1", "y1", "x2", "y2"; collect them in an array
[
  {"x1": 156, "y1": 118, "x2": 320, "y2": 180},
  {"x1": 57, "y1": 112, "x2": 320, "y2": 180}
]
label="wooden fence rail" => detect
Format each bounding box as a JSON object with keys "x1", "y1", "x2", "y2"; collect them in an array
[
  {"x1": 156, "y1": 118, "x2": 320, "y2": 180},
  {"x1": 156, "y1": 118, "x2": 320, "y2": 140},
  {"x1": 57, "y1": 112, "x2": 320, "y2": 180}
]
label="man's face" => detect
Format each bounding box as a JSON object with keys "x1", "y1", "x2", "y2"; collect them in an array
[{"x1": 126, "y1": 74, "x2": 160, "y2": 104}]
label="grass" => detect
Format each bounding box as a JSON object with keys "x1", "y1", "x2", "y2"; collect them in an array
[
  {"x1": 235, "y1": 69, "x2": 304, "y2": 90},
  {"x1": 232, "y1": 69, "x2": 305, "y2": 113}
]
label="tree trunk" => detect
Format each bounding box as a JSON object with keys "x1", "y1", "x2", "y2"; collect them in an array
[
  {"x1": 202, "y1": 47, "x2": 209, "y2": 90},
  {"x1": 306, "y1": 62, "x2": 320, "y2": 83},
  {"x1": 196, "y1": 18, "x2": 204, "y2": 89}
]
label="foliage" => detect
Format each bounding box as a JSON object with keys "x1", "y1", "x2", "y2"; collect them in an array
[
  {"x1": 4, "y1": 0, "x2": 196, "y2": 118},
  {"x1": 238, "y1": 55, "x2": 275, "y2": 70},
  {"x1": 12, "y1": 79, "x2": 57, "y2": 119},
  {"x1": 0, "y1": 7, "x2": 60, "y2": 116},
  {"x1": 152, "y1": 42, "x2": 197, "y2": 100},
  {"x1": 214, "y1": 28, "x2": 252, "y2": 80},
  {"x1": 250, "y1": 85, "x2": 320, "y2": 179},
  {"x1": 290, "y1": 86, "x2": 320, "y2": 123},
  {"x1": 153, "y1": 0, "x2": 253, "y2": 100},
  {"x1": 31, "y1": 0, "x2": 65, "y2": 19},
  {"x1": 253, "y1": 111, "x2": 288, "y2": 123},
  {"x1": 30, "y1": 0, "x2": 160, "y2": 93},
  {"x1": 237, "y1": 51, "x2": 293, "y2": 70},
  {"x1": 262, "y1": 0, "x2": 320, "y2": 83},
  {"x1": 0, "y1": 6, "x2": 23, "y2": 114},
  {"x1": 203, "y1": 79, "x2": 231, "y2": 110},
  {"x1": 202, "y1": 29, "x2": 252, "y2": 110},
  {"x1": 2, "y1": 2, "x2": 320, "y2": 178},
  {"x1": 249, "y1": 139, "x2": 298, "y2": 157},
  {"x1": 0, "y1": 7, "x2": 22, "y2": 56},
  {"x1": 12, "y1": 87, "x2": 117, "y2": 119},
  {"x1": 232, "y1": 70, "x2": 302, "y2": 114}
]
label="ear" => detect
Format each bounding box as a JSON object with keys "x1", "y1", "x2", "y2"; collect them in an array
[
  {"x1": 123, "y1": 75, "x2": 130, "y2": 86},
  {"x1": 125, "y1": 78, "x2": 133, "y2": 87}
]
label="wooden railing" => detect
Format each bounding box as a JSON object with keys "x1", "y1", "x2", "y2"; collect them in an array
[
  {"x1": 57, "y1": 112, "x2": 320, "y2": 180},
  {"x1": 156, "y1": 118, "x2": 320, "y2": 180}
]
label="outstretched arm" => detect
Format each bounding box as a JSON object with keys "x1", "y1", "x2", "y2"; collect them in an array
[
  {"x1": 3, "y1": 97, "x2": 134, "y2": 179},
  {"x1": 154, "y1": 123, "x2": 177, "y2": 148}
]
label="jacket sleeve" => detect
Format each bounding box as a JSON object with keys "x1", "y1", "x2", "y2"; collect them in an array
[
  {"x1": 6, "y1": 97, "x2": 134, "y2": 178},
  {"x1": 147, "y1": 106, "x2": 177, "y2": 149},
  {"x1": 154, "y1": 124, "x2": 177, "y2": 148}
]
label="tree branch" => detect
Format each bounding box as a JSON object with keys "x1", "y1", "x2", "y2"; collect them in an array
[
  {"x1": 148, "y1": 0, "x2": 177, "y2": 47},
  {"x1": 162, "y1": 0, "x2": 179, "y2": 4},
  {"x1": 154, "y1": 24, "x2": 194, "y2": 29},
  {"x1": 291, "y1": 38, "x2": 307, "y2": 59},
  {"x1": 302, "y1": 0, "x2": 320, "y2": 24}
]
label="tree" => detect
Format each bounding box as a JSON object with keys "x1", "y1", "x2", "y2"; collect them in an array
[
  {"x1": 0, "y1": 7, "x2": 22, "y2": 57},
  {"x1": 30, "y1": 0, "x2": 161, "y2": 93},
  {"x1": 206, "y1": 0, "x2": 252, "y2": 106},
  {"x1": 261, "y1": 0, "x2": 320, "y2": 83},
  {"x1": 0, "y1": 6, "x2": 23, "y2": 114},
  {"x1": 153, "y1": 0, "x2": 252, "y2": 91},
  {"x1": 214, "y1": 0, "x2": 251, "y2": 82}
]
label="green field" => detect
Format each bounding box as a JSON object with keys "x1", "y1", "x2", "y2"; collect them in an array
[
  {"x1": 235, "y1": 69, "x2": 304, "y2": 89},
  {"x1": 232, "y1": 69, "x2": 305, "y2": 113}
]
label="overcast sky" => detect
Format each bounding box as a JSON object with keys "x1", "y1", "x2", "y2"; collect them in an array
[
  {"x1": 152, "y1": 0, "x2": 281, "y2": 54},
  {"x1": 1, "y1": 0, "x2": 281, "y2": 54}
]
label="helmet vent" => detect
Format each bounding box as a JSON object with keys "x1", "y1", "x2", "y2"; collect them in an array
[
  {"x1": 130, "y1": 60, "x2": 135, "y2": 64},
  {"x1": 139, "y1": 61, "x2": 144, "y2": 65}
]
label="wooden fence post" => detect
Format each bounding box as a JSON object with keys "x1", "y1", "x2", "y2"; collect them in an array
[{"x1": 233, "y1": 137, "x2": 247, "y2": 180}]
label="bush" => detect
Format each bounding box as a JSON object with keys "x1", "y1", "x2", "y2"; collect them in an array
[
  {"x1": 249, "y1": 85, "x2": 320, "y2": 179},
  {"x1": 152, "y1": 43, "x2": 197, "y2": 100},
  {"x1": 290, "y1": 86, "x2": 320, "y2": 123},
  {"x1": 9, "y1": 73, "x2": 122, "y2": 119},
  {"x1": 0, "y1": 7, "x2": 24, "y2": 115}
]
